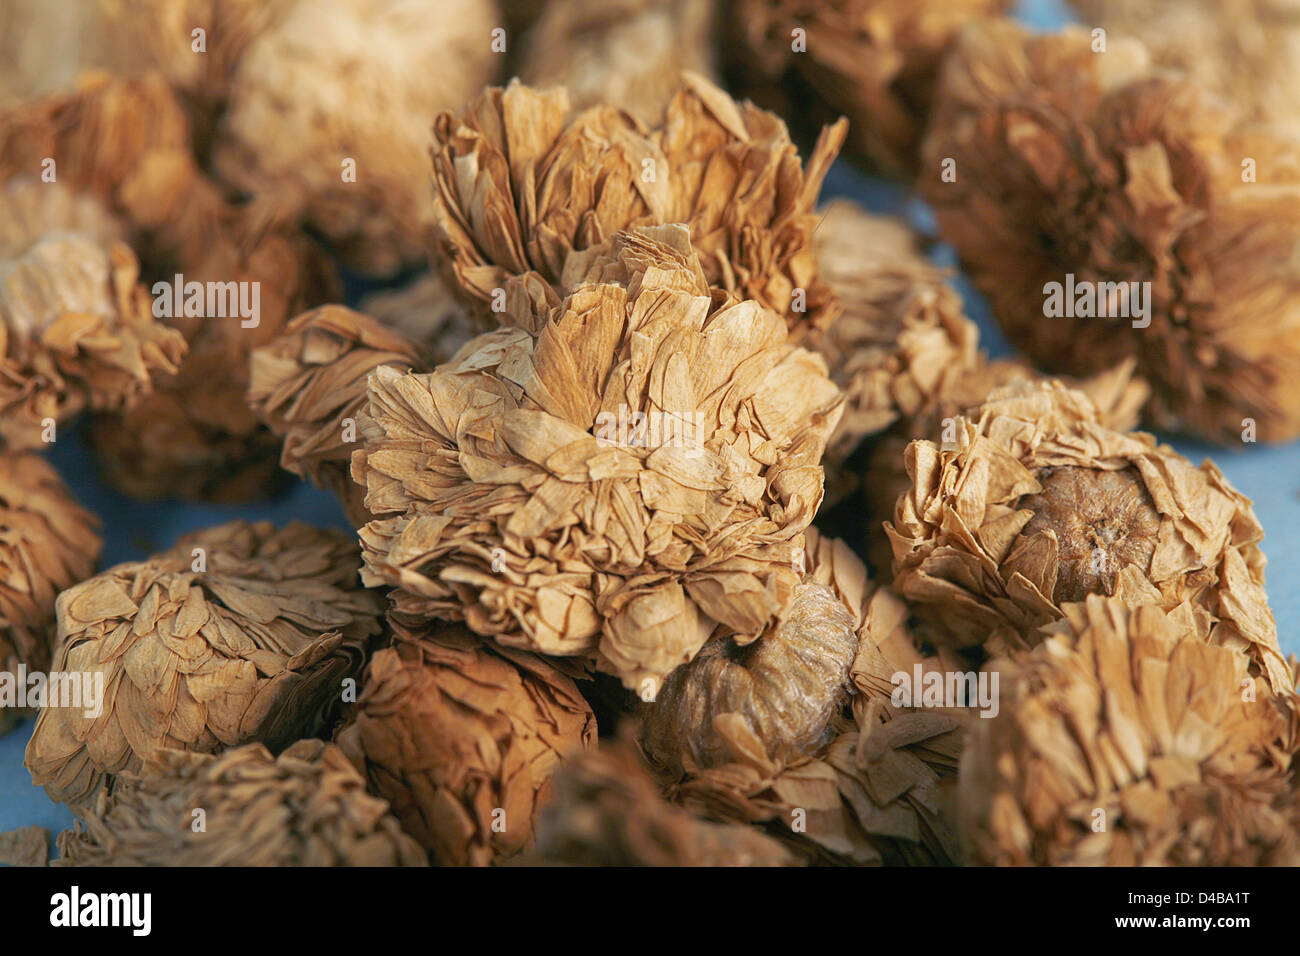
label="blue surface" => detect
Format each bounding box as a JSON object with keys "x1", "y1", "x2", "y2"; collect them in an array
[{"x1": 4, "y1": 0, "x2": 1298, "y2": 853}]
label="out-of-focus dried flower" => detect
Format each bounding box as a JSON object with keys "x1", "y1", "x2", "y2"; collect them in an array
[
  {"x1": 528, "y1": 739, "x2": 794, "y2": 866},
  {"x1": 0, "y1": 180, "x2": 188, "y2": 448},
  {"x1": 352, "y1": 225, "x2": 843, "y2": 690},
  {"x1": 724, "y1": 0, "x2": 1012, "y2": 176},
  {"x1": 519, "y1": 0, "x2": 716, "y2": 126},
  {"x1": 961, "y1": 595, "x2": 1299, "y2": 865},
  {"x1": 213, "y1": 0, "x2": 501, "y2": 275},
  {"x1": 335, "y1": 619, "x2": 595, "y2": 866},
  {"x1": 25, "y1": 520, "x2": 382, "y2": 808},
  {"x1": 0, "y1": 825, "x2": 48, "y2": 867},
  {"x1": 430, "y1": 73, "x2": 845, "y2": 333},
  {"x1": 358, "y1": 273, "x2": 486, "y2": 366},
  {"x1": 921, "y1": 19, "x2": 1300, "y2": 443},
  {"x1": 56, "y1": 740, "x2": 425, "y2": 866},
  {"x1": 885, "y1": 380, "x2": 1292, "y2": 694}
]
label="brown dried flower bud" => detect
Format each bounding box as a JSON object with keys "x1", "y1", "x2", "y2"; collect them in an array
[
  {"x1": 0, "y1": 180, "x2": 187, "y2": 448},
  {"x1": 885, "y1": 380, "x2": 1292, "y2": 695},
  {"x1": 352, "y1": 225, "x2": 843, "y2": 690},
  {"x1": 430, "y1": 73, "x2": 846, "y2": 333},
  {"x1": 519, "y1": 0, "x2": 717, "y2": 126},
  {"x1": 960, "y1": 595, "x2": 1299, "y2": 865},
  {"x1": 212, "y1": 0, "x2": 500, "y2": 275},
  {"x1": 335, "y1": 619, "x2": 595, "y2": 866},
  {"x1": 528, "y1": 739, "x2": 794, "y2": 866},
  {"x1": 56, "y1": 740, "x2": 425, "y2": 866},
  {"x1": 25, "y1": 520, "x2": 383, "y2": 808},
  {"x1": 724, "y1": 0, "x2": 1012, "y2": 176},
  {"x1": 921, "y1": 19, "x2": 1300, "y2": 443}
]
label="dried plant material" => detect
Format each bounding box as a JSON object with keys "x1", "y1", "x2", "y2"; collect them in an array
[
  {"x1": 0, "y1": 825, "x2": 48, "y2": 867},
  {"x1": 430, "y1": 73, "x2": 846, "y2": 333},
  {"x1": 1071, "y1": 0, "x2": 1300, "y2": 140},
  {"x1": 961, "y1": 595, "x2": 1299, "y2": 865},
  {"x1": 0, "y1": 452, "x2": 101, "y2": 690},
  {"x1": 25, "y1": 520, "x2": 382, "y2": 808},
  {"x1": 335, "y1": 618, "x2": 595, "y2": 866},
  {"x1": 359, "y1": 273, "x2": 487, "y2": 367},
  {"x1": 528, "y1": 739, "x2": 794, "y2": 866},
  {"x1": 725, "y1": 0, "x2": 1012, "y2": 176},
  {"x1": 213, "y1": 0, "x2": 500, "y2": 275},
  {"x1": 885, "y1": 380, "x2": 1292, "y2": 695},
  {"x1": 353, "y1": 225, "x2": 843, "y2": 690},
  {"x1": 519, "y1": 0, "x2": 717, "y2": 126},
  {"x1": 56, "y1": 740, "x2": 425, "y2": 866},
  {"x1": 0, "y1": 180, "x2": 188, "y2": 449},
  {"x1": 921, "y1": 19, "x2": 1300, "y2": 443}
]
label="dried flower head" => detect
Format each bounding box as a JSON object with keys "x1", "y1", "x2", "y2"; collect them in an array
[
  {"x1": 212, "y1": 0, "x2": 500, "y2": 275},
  {"x1": 352, "y1": 225, "x2": 843, "y2": 690},
  {"x1": 961, "y1": 595, "x2": 1299, "y2": 865},
  {"x1": 335, "y1": 619, "x2": 595, "y2": 866},
  {"x1": 430, "y1": 73, "x2": 846, "y2": 333},
  {"x1": 56, "y1": 740, "x2": 425, "y2": 866},
  {"x1": 725, "y1": 0, "x2": 1011, "y2": 176},
  {"x1": 358, "y1": 273, "x2": 486, "y2": 365},
  {"x1": 0, "y1": 825, "x2": 48, "y2": 867},
  {"x1": 921, "y1": 19, "x2": 1300, "y2": 443},
  {"x1": 25, "y1": 520, "x2": 382, "y2": 807},
  {"x1": 0, "y1": 180, "x2": 188, "y2": 448},
  {"x1": 528, "y1": 738, "x2": 794, "y2": 866},
  {"x1": 885, "y1": 380, "x2": 1292, "y2": 694},
  {"x1": 519, "y1": 0, "x2": 717, "y2": 127}
]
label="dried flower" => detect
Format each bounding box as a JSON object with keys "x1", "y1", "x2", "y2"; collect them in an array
[
  {"x1": 885, "y1": 380, "x2": 1292, "y2": 694},
  {"x1": 960, "y1": 595, "x2": 1299, "y2": 865},
  {"x1": 921, "y1": 19, "x2": 1300, "y2": 443},
  {"x1": 25, "y1": 520, "x2": 383, "y2": 808},
  {"x1": 212, "y1": 0, "x2": 500, "y2": 275},
  {"x1": 335, "y1": 618, "x2": 595, "y2": 866},
  {"x1": 358, "y1": 273, "x2": 486, "y2": 366},
  {"x1": 0, "y1": 825, "x2": 48, "y2": 867},
  {"x1": 0, "y1": 179, "x2": 188, "y2": 448},
  {"x1": 430, "y1": 73, "x2": 846, "y2": 333},
  {"x1": 724, "y1": 0, "x2": 1012, "y2": 176},
  {"x1": 352, "y1": 225, "x2": 843, "y2": 690},
  {"x1": 519, "y1": 0, "x2": 717, "y2": 126},
  {"x1": 56, "y1": 740, "x2": 425, "y2": 866},
  {"x1": 528, "y1": 738, "x2": 794, "y2": 866}
]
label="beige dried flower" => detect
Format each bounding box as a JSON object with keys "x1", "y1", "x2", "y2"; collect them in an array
[
  {"x1": 56, "y1": 740, "x2": 425, "y2": 866},
  {"x1": 25, "y1": 520, "x2": 383, "y2": 808},
  {"x1": 885, "y1": 380, "x2": 1292, "y2": 695},
  {"x1": 430, "y1": 73, "x2": 846, "y2": 333},
  {"x1": 519, "y1": 0, "x2": 717, "y2": 127},
  {"x1": 0, "y1": 180, "x2": 188, "y2": 449},
  {"x1": 0, "y1": 451, "x2": 101, "y2": 682},
  {"x1": 961, "y1": 595, "x2": 1299, "y2": 866},
  {"x1": 0, "y1": 825, "x2": 48, "y2": 867},
  {"x1": 213, "y1": 0, "x2": 501, "y2": 275},
  {"x1": 335, "y1": 618, "x2": 595, "y2": 866},
  {"x1": 528, "y1": 739, "x2": 794, "y2": 866},
  {"x1": 921, "y1": 19, "x2": 1300, "y2": 443},
  {"x1": 358, "y1": 273, "x2": 486, "y2": 365},
  {"x1": 725, "y1": 0, "x2": 1012, "y2": 176},
  {"x1": 352, "y1": 225, "x2": 843, "y2": 690}
]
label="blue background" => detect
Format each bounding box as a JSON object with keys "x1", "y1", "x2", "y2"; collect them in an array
[{"x1": 4, "y1": 0, "x2": 1297, "y2": 851}]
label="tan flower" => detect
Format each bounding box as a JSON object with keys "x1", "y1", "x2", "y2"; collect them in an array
[
  {"x1": 960, "y1": 595, "x2": 1299, "y2": 865},
  {"x1": 25, "y1": 520, "x2": 383, "y2": 808},
  {"x1": 430, "y1": 72, "x2": 846, "y2": 333},
  {"x1": 352, "y1": 225, "x2": 843, "y2": 689},
  {"x1": 56, "y1": 740, "x2": 425, "y2": 866},
  {"x1": 358, "y1": 273, "x2": 486, "y2": 366},
  {"x1": 724, "y1": 0, "x2": 1012, "y2": 176},
  {"x1": 921, "y1": 19, "x2": 1300, "y2": 443},
  {"x1": 885, "y1": 380, "x2": 1292, "y2": 695},
  {"x1": 335, "y1": 618, "x2": 595, "y2": 866}
]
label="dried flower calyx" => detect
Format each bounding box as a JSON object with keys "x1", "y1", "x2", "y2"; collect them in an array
[
  {"x1": 25, "y1": 520, "x2": 383, "y2": 807},
  {"x1": 430, "y1": 72, "x2": 846, "y2": 333},
  {"x1": 353, "y1": 225, "x2": 843, "y2": 690},
  {"x1": 56, "y1": 740, "x2": 425, "y2": 866},
  {"x1": 335, "y1": 618, "x2": 595, "y2": 866},
  {"x1": 961, "y1": 595, "x2": 1299, "y2": 865},
  {"x1": 885, "y1": 380, "x2": 1292, "y2": 695}
]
